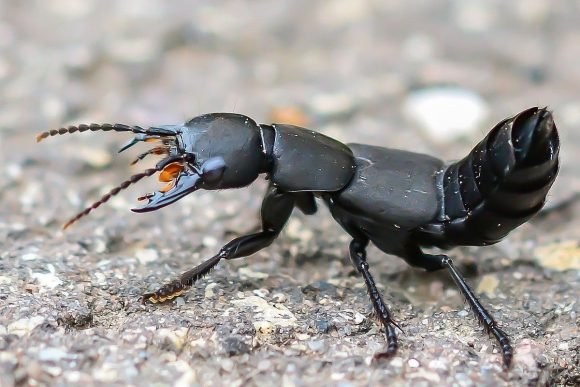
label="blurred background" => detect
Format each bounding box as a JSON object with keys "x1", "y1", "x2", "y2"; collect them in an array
[
  {"x1": 1, "y1": 0, "x2": 579, "y2": 207},
  {"x1": 0, "y1": 1, "x2": 578, "y2": 386}
]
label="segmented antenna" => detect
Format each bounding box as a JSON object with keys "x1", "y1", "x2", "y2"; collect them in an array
[
  {"x1": 62, "y1": 155, "x2": 183, "y2": 229},
  {"x1": 62, "y1": 168, "x2": 159, "y2": 230},
  {"x1": 36, "y1": 123, "x2": 148, "y2": 143}
]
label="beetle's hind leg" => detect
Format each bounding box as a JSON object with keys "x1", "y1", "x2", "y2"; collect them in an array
[
  {"x1": 349, "y1": 238, "x2": 401, "y2": 360},
  {"x1": 142, "y1": 185, "x2": 295, "y2": 304},
  {"x1": 441, "y1": 255, "x2": 512, "y2": 368},
  {"x1": 410, "y1": 249, "x2": 513, "y2": 368}
]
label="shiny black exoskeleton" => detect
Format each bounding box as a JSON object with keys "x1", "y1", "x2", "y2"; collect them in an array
[{"x1": 37, "y1": 107, "x2": 560, "y2": 368}]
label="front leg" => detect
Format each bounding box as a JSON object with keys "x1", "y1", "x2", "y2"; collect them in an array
[{"x1": 142, "y1": 185, "x2": 295, "y2": 303}]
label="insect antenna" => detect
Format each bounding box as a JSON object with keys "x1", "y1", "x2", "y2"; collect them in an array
[
  {"x1": 62, "y1": 168, "x2": 159, "y2": 230},
  {"x1": 62, "y1": 154, "x2": 183, "y2": 229},
  {"x1": 36, "y1": 123, "x2": 150, "y2": 142}
]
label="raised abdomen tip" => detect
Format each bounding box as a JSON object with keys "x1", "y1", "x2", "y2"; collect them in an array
[{"x1": 511, "y1": 107, "x2": 559, "y2": 167}]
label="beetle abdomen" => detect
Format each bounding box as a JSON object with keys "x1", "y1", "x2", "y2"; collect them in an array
[{"x1": 427, "y1": 107, "x2": 559, "y2": 246}]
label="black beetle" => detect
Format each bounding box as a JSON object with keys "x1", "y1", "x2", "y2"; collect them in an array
[{"x1": 37, "y1": 106, "x2": 559, "y2": 368}]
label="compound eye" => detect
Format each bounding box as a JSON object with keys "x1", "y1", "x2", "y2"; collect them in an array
[{"x1": 201, "y1": 157, "x2": 226, "y2": 184}]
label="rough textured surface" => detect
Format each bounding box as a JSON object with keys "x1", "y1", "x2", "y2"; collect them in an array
[{"x1": 0, "y1": 1, "x2": 579, "y2": 386}]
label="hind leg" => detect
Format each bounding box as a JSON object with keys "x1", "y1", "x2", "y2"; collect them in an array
[{"x1": 406, "y1": 245, "x2": 513, "y2": 368}]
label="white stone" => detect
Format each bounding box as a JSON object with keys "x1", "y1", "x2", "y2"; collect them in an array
[
  {"x1": 8, "y1": 316, "x2": 46, "y2": 336},
  {"x1": 404, "y1": 87, "x2": 489, "y2": 143},
  {"x1": 231, "y1": 295, "x2": 297, "y2": 330},
  {"x1": 135, "y1": 248, "x2": 158, "y2": 264},
  {"x1": 31, "y1": 264, "x2": 62, "y2": 290}
]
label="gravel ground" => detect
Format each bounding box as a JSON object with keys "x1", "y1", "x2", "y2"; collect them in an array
[{"x1": 1, "y1": 1, "x2": 579, "y2": 386}]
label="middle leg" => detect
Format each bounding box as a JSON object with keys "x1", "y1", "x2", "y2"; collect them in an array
[{"x1": 349, "y1": 238, "x2": 401, "y2": 359}]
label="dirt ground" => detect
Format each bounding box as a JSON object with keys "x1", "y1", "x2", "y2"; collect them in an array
[{"x1": 0, "y1": 1, "x2": 579, "y2": 386}]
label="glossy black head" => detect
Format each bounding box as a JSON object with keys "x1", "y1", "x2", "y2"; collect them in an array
[
  {"x1": 132, "y1": 113, "x2": 266, "y2": 212},
  {"x1": 37, "y1": 113, "x2": 266, "y2": 227}
]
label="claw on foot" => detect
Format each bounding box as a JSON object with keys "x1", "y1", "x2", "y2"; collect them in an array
[
  {"x1": 141, "y1": 289, "x2": 185, "y2": 304},
  {"x1": 141, "y1": 280, "x2": 188, "y2": 304}
]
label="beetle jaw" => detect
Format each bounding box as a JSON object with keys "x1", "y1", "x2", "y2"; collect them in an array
[
  {"x1": 132, "y1": 172, "x2": 202, "y2": 212},
  {"x1": 131, "y1": 156, "x2": 227, "y2": 213}
]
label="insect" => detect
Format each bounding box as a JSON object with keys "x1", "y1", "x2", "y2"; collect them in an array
[{"x1": 37, "y1": 106, "x2": 559, "y2": 368}]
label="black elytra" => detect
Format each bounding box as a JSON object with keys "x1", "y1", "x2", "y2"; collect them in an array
[{"x1": 37, "y1": 107, "x2": 560, "y2": 368}]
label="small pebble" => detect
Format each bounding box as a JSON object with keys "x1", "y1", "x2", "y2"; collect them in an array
[
  {"x1": 8, "y1": 316, "x2": 46, "y2": 336},
  {"x1": 557, "y1": 342, "x2": 569, "y2": 351},
  {"x1": 93, "y1": 367, "x2": 118, "y2": 383},
  {"x1": 31, "y1": 270, "x2": 63, "y2": 290},
  {"x1": 408, "y1": 358, "x2": 420, "y2": 368},
  {"x1": 156, "y1": 327, "x2": 189, "y2": 352},
  {"x1": 202, "y1": 236, "x2": 218, "y2": 248},
  {"x1": 135, "y1": 248, "x2": 158, "y2": 264},
  {"x1": 205, "y1": 283, "x2": 218, "y2": 298},
  {"x1": 238, "y1": 267, "x2": 269, "y2": 280},
  {"x1": 295, "y1": 333, "x2": 310, "y2": 341},
  {"x1": 352, "y1": 312, "x2": 365, "y2": 325},
  {"x1": 21, "y1": 252, "x2": 40, "y2": 261},
  {"x1": 514, "y1": 339, "x2": 544, "y2": 369},
  {"x1": 428, "y1": 359, "x2": 448, "y2": 370},
  {"x1": 232, "y1": 296, "x2": 297, "y2": 335},
  {"x1": 534, "y1": 241, "x2": 580, "y2": 271},
  {"x1": 314, "y1": 319, "x2": 331, "y2": 333},
  {"x1": 255, "y1": 321, "x2": 275, "y2": 336},
  {"x1": 38, "y1": 347, "x2": 68, "y2": 362},
  {"x1": 253, "y1": 288, "x2": 269, "y2": 298},
  {"x1": 408, "y1": 369, "x2": 440, "y2": 383},
  {"x1": 307, "y1": 340, "x2": 327, "y2": 352},
  {"x1": 403, "y1": 86, "x2": 489, "y2": 143},
  {"x1": 302, "y1": 281, "x2": 338, "y2": 298},
  {"x1": 220, "y1": 358, "x2": 235, "y2": 373},
  {"x1": 220, "y1": 336, "x2": 250, "y2": 356},
  {"x1": 57, "y1": 307, "x2": 93, "y2": 328},
  {"x1": 476, "y1": 274, "x2": 499, "y2": 297}
]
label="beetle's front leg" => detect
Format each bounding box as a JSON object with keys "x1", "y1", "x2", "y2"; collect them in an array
[
  {"x1": 142, "y1": 185, "x2": 295, "y2": 303},
  {"x1": 349, "y1": 239, "x2": 401, "y2": 360}
]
